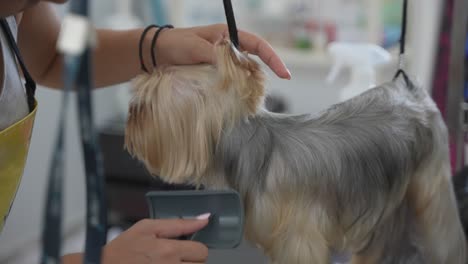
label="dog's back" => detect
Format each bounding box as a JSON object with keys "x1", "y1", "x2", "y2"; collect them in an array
[{"x1": 216, "y1": 76, "x2": 466, "y2": 263}]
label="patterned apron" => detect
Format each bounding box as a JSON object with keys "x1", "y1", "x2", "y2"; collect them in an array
[{"x1": 0, "y1": 18, "x2": 37, "y2": 231}]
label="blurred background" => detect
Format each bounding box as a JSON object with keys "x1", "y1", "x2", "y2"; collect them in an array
[{"x1": 0, "y1": 0, "x2": 456, "y2": 263}]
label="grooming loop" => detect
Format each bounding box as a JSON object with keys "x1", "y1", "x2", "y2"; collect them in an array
[{"x1": 393, "y1": 0, "x2": 410, "y2": 85}]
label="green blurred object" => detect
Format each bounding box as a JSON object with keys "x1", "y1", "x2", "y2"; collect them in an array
[
  {"x1": 295, "y1": 37, "x2": 312, "y2": 50},
  {"x1": 383, "y1": 0, "x2": 403, "y2": 26}
]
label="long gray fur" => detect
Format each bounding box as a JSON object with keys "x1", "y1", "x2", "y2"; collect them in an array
[{"x1": 212, "y1": 75, "x2": 446, "y2": 261}]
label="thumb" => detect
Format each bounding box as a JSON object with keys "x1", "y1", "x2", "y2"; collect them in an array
[{"x1": 154, "y1": 214, "x2": 211, "y2": 239}]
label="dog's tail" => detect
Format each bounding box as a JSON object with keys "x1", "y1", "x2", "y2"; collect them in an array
[{"x1": 453, "y1": 167, "x2": 468, "y2": 238}]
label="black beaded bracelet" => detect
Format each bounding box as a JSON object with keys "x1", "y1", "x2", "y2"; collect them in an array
[
  {"x1": 139, "y1": 24, "x2": 159, "y2": 73},
  {"x1": 150, "y1": 24, "x2": 174, "y2": 68}
]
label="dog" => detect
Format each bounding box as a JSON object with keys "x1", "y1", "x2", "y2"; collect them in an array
[{"x1": 125, "y1": 39, "x2": 467, "y2": 263}]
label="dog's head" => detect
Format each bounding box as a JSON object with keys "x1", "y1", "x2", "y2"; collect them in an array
[{"x1": 125, "y1": 39, "x2": 265, "y2": 184}]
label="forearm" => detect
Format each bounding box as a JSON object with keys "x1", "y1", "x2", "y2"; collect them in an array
[
  {"x1": 18, "y1": 2, "x2": 154, "y2": 89},
  {"x1": 18, "y1": 3, "x2": 289, "y2": 89},
  {"x1": 38, "y1": 28, "x2": 149, "y2": 89}
]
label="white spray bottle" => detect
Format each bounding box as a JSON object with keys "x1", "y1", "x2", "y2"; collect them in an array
[{"x1": 326, "y1": 42, "x2": 392, "y2": 102}]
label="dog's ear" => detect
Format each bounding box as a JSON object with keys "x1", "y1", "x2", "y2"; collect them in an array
[{"x1": 125, "y1": 65, "x2": 220, "y2": 184}]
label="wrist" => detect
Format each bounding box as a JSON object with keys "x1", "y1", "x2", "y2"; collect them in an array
[{"x1": 141, "y1": 25, "x2": 173, "y2": 72}]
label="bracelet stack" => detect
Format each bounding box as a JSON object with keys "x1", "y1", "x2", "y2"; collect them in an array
[{"x1": 138, "y1": 24, "x2": 174, "y2": 73}]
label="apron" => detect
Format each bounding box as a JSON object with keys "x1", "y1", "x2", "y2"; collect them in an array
[{"x1": 0, "y1": 18, "x2": 37, "y2": 231}]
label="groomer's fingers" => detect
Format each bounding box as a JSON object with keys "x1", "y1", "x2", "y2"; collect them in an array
[
  {"x1": 132, "y1": 216, "x2": 210, "y2": 238},
  {"x1": 180, "y1": 242, "x2": 208, "y2": 262},
  {"x1": 157, "y1": 239, "x2": 209, "y2": 262},
  {"x1": 236, "y1": 30, "x2": 291, "y2": 80},
  {"x1": 197, "y1": 24, "x2": 291, "y2": 79},
  {"x1": 156, "y1": 217, "x2": 210, "y2": 239}
]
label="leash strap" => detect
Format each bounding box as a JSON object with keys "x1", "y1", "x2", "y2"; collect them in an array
[
  {"x1": 76, "y1": 47, "x2": 107, "y2": 264},
  {"x1": 40, "y1": 54, "x2": 74, "y2": 264},
  {"x1": 399, "y1": 0, "x2": 408, "y2": 59},
  {"x1": 0, "y1": 18, "x2": 36, "y2": 113},
  {"x1": 41, "y1": 0, "x2": 107, "y2": 263},
  {"x1": 223, "y1": 0, "x2": 240, "y2": 49},
  {"x1": 393, "y1": 0, "x2": 410, "y2": 84}
]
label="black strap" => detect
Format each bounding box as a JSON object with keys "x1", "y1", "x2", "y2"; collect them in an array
[
  {"x1": 0, "y1": 18, "x2": 36, "y2": 112},
  {"x1": 223, "y1": 0, "x2": 240, "y2": 49},
  {"x1": 399, "y1": 0, "x2": 408, "y2": 56},
  {"x1": 77, "y1": 47, "x2": 107, "y2": 264},
  {"x1": 40, "y1": 59, "x2": 70, "y2": 264},
  {"x1": 393, "y1": 0, "x2": 411, "y2": 84},
  {"x1": 41, "y1": 0, "x2": 107, "y2": 263},
  {"x1": 66, "y1": 2, "x2": 108, "y2": 263}
]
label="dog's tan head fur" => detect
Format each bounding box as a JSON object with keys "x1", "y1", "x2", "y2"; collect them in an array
[{"x1": 125, "y1": 39, "x2": 265, "y2": 184}]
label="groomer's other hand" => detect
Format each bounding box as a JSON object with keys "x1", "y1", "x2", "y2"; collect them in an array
[
  {"x1": 154, "y1": 24, "x2": 291, "y2": 80},
  {"x1": 62, "y1": 215, "x2": 210, "y2": 264}
]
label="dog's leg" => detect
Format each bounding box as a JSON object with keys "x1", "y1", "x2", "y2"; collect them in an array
[
  {"x1": 351, "y1": 165, "x2": 466, "y2": 264},
  {"x1": 267, "y1": 226, "x2": 329, "y2": 264},
  {"x1": 408, "y1": 163, "x2": 467, "y2": 264},
  {"x1": 247, "y1": 198, "x2": 331, "y2": 264},
  {"x1": 349, "y1": 200, "x2": 425, "y2": 264}
]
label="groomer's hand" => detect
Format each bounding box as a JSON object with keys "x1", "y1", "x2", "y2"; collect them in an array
[
  {"x1": 154, "y1": 24, "x2": 291, "y2": 80},
  {"x1": 62, "y1": 215, "x2": 210, "y2": 264}
]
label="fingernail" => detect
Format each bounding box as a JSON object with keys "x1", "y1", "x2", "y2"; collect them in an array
[
  {"x1": 196, "y1": 213, "x2": 211, "y2": 220},
  {"x1": 286, "y1": 69, "x2": 292, "y2": 80}
]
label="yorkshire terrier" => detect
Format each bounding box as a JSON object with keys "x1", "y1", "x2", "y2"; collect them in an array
[{"x1": 125, "y1": 39, "x2": 467, "y2": 263}]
